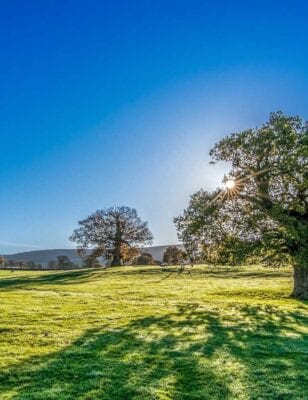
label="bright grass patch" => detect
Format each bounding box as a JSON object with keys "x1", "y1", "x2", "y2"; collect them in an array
[{"x1": 0, "y1": 265, "x2": 307, "y2": 399}]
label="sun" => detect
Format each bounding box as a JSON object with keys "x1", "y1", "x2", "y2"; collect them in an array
[{"x1": 225, "y1": 179, "x2": 235, "y2": 189}]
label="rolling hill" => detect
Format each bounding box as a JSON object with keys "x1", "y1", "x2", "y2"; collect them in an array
[{"x1": 3, "y1": 245, "x2": 184, "y2": 267}]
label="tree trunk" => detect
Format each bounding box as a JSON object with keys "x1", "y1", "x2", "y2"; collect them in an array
[
  {"x1": 111, "y1": 254, "x2": 122, "y2": 266},
  {"x1": 291, "y1": 264, "x2": 308, "y2": 300},
  {"x1": 111, "y1": 241, "x2": 122, "y2": 266},
  {"x1": 111, "y1": 217, "x2": 123, "y2": 266}
]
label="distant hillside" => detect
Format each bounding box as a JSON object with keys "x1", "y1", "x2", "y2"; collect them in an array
[
  {"x1": 3, "y1": 245, "x2": 184, "y2": 267},
  {"x1": 4, "y1": 249, "x2": 82, "y2": 267}
]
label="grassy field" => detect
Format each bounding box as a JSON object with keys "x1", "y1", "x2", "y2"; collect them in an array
[{"x1": 0, "y1": 265, "x2": 307, "y2": 400}]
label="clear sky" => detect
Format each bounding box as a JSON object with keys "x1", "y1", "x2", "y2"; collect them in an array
[{"x1": 0, "y1": 0, "x2": 307, "y2": 254}]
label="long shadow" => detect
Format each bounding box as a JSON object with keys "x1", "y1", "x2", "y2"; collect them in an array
[
  {"x1": 0, "y1": 269, "x2": 98, "y2": 291},
  {"x1": 0, "y1": 320, "x2": 230, "y2": 399},
  {"x1": 193, "y1": 269, "x2": 292, "y2": 279},
  {"x1": 110, "y1": 267, "x2": 292, "y2": 281},
  {"x1": 0, "y1": 267, "x2": 291, "y2": 292},
  {"x1": 0, "y1": 304, "x2": 307, "y2": 399},
  {"x1": 173, "y1": 304, "x2": 308, "y2": 399}
]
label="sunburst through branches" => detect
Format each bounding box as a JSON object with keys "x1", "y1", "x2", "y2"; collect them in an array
[{"x1": 208, "y1": 167, "x2": 272, "y2": 208}]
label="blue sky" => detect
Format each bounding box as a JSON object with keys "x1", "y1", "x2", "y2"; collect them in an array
[{"x1": 0, "y1": 0, "x2": 307, "y2": 254}]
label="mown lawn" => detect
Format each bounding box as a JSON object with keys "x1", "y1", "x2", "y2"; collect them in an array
[{"x1": 0, "y1": 265, "x2": 307, "y2": 400}]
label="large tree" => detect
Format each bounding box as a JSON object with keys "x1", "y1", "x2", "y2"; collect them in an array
[
  {"x1": 175, "y1": 112, "x2": 308, "y2": 299},
  {"x1": 70, "y1": 206, "x2": 153, "y2": 266}
]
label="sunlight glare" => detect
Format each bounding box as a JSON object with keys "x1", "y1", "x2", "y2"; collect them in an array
[{"x1": 225, "y1": 179, "x2": 235, "y2": 190}]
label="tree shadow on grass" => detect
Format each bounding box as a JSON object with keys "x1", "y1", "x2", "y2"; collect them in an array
[
  {"x1": 119, "y1": 267, "x2": 292, "y2": 279},
  {"x1": 0, "y1": 269, "x2": 99, "y2": 291},
  {"x1": 0, "y1": 304, "x2": 307, "y2": 400},
  {"x1": 0, "y1": 322, "x2": 230, "y2": 399},
  {"x1": 0, "y1": 267, "x2": 292, "y2": 292}
]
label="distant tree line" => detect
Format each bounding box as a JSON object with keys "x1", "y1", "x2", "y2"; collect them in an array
[
  {"x1": 0, "y1": 256, "x2": 43, "y2": 270},
  {"x1": 0, "y1": 255, "x2": 81, "y2": 270},
  {"x1": 48, "y1": 256, "x2": 80, "y2": 270},
  {"x1": 0, "y1": 251, "x2": 164, "y2": 270}
]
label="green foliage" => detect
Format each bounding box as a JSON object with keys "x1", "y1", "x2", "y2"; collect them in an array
[
  {"x1": 1, "y1": 259, "x2": 43, "y2": 270},
  {"x1": 202, "y1": 236, "x2": 259, "y2": 266},
  {"x1": 133, "y1": 252, "x2": 155, "y2": 265},
  {"x1": 0, "y1": 266, "x2": 307, "y2": 399},
  {"x1": 82, "y1": 256, "x2": 101, "y2": 268},
  {"x1": 163, "y1": 245, "x2": 184, "y2": 265},
  {"x1": 56, "y1": 256, "x2": 75, "y2": 269},
  {"x1": 175, "y1": 189, "x2": 263, "y2": 266},
  {"x1": 209, "y1": 112, "x2": 307, "y2": 265}
]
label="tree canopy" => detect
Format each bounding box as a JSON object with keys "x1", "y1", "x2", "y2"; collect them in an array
[{"x1": 175, "y1": 112, "x2": 308, "y2": 298}]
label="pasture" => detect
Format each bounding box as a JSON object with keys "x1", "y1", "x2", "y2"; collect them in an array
[{"x1": 0, "y1": 265, "x2": 307, "y2": 399}]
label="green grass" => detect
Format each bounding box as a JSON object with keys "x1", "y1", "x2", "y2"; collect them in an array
[{"x1": 0, "y1": 265, "x2": 307, "y2": 400}]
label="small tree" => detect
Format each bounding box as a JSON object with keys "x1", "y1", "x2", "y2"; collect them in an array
[
  {"x1": 25, "y1": 261, "x2": 37, "y2": 269},
  {"x1": 70, "y1": 206, "x2": 153, "y2": 266},
  {"x1": 6, "y1": 259, "x2": 16, "y2": 268},
  {"x1": 48, "y1": 260, "x2": 57, "y2": 269},
  {"x1": 17, "y1": 261, "x2": 25, "y2": 270},
  {"x1": 56, "y1": 256, "x2": 74, "y2": 269},
  {"x1": 133, "y1": 252, "x2": 155, "y2": 265},
  {"x1": 77, "y1": 247, "x2": 102, "y2": 268},
  {"x1": 163, "y1": 246, "x2": 184, "y2": 265}
]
